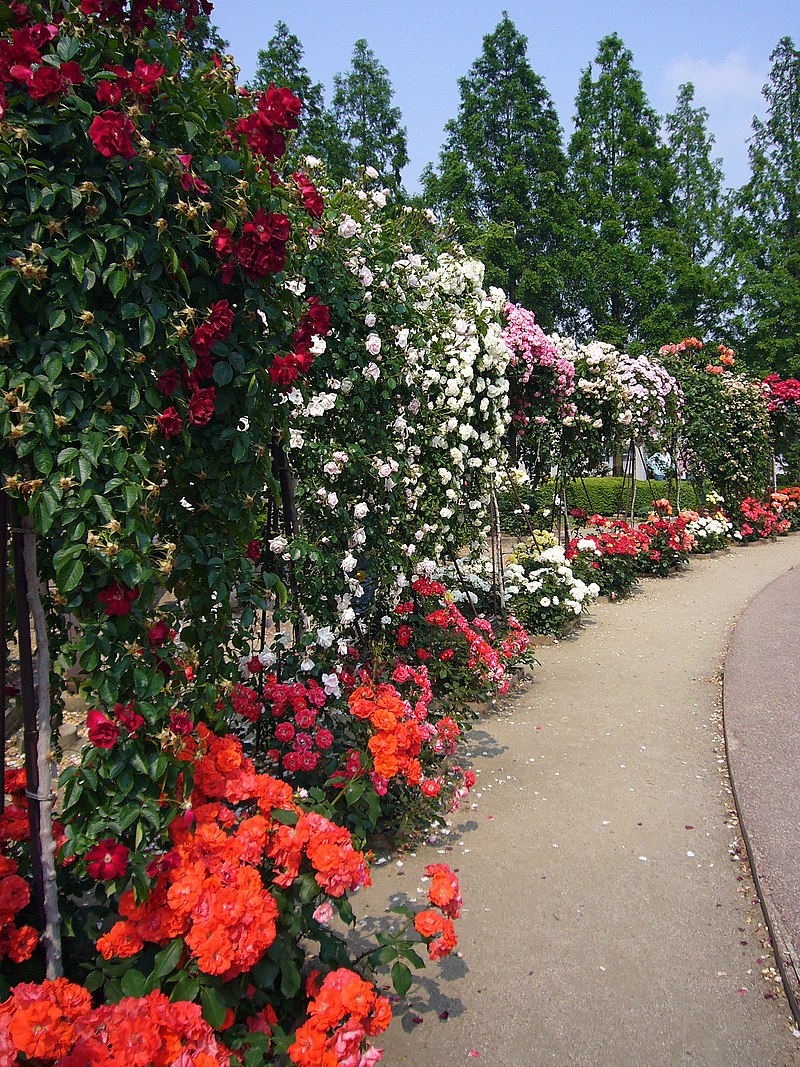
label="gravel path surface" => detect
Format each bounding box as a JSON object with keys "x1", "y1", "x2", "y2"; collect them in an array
[{"x1": 362, "y1": 538, "x2": 800, "y2": 1067}]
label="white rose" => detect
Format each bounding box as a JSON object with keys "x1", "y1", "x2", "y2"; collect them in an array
[
  {"x1": 365, "y1": 313, "x2": 376, "y2": 327},
  {"x1": 354, "y1": 502, "x2": 369, "y2": 519},
  {"x1": 338, "y1": 215, "x2": 358, "y2": 239},
  {"x1": 365, "y1": 333, "x2": 382, "y2": 356}
]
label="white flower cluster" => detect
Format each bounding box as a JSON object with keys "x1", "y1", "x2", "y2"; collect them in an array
[{"x1": 505, "y1": 545, "x2": 600, "y2": 617}]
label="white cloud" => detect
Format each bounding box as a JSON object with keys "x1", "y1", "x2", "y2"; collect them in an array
[
  {"x1": 662, "y1": 48, "x2": 765, "y2": 104},
  {"x1": 660, "y1": 50, "x2": 769, "y2": 189}
]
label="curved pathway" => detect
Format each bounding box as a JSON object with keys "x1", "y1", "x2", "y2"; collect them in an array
[
  {"x1": 725, "y1": 566, "x2": 800, "y2": 1021},
  {"x1": 359, "y1": 538, "x2": 800, "y2": 1066}
]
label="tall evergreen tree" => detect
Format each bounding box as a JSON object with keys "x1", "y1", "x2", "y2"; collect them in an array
[
  {"x1": 331, "y1": 39, "x2": 409, "y2": 189},
  {"x1": 567, "y1": 33, "x2": 676, "y2": 347},
  {"x1": 422, "y1": 14, "x2": 570, "y2": 325},
  {"x1": 664, "y1": 83, "x2": 732, "y2": 335},
  {"x1": 731, "y1": 36, "x2": 800, "y2": 375},
  {"x1": 248, "y1": 21, "x2": 337, "y2": 167}
]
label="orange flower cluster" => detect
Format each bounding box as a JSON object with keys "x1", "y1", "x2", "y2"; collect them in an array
[
  {"x1": 97, "y1": 725, "x2": 370, "y2": 975},
  {"x1": 288, "y1": 968, "x2": 391, "y2": 1067},
  {"x1": 348, "y1": 684, "x2": 425, "y2": 786},
  {"x1": 0, "y1": 979, "x2": 229, "y2": 1065},
  {"x1": 413, "y1": 863, "x2": 462, "y2": 961}
]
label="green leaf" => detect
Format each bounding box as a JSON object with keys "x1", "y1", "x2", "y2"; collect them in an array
[
  {"x1": 120, "y1": 968, "x2": 147, "y2": 998},
  {"x1": 213, "y1": 362, "x2": 233, "y2": 386},
  {"x1": 59, "y1": 558, "x2": 84, "y2": 593},
  {"x1": 270, "y1": 808, "x2": 298, "y2": 826},
  {"x1": 391, "y1": 961, "x2": 413, "y2": 997},
  {"x1": 200, "y1": 986, "x2": 228, "y2": 1028},
  {"x1": 0, "y1": 269, "x2": 19, "y2": 306},
  {"x1": 170, "y1": 973, "x2": 199, "y2": 1003},
  {"x1": 151, "y1": 939, "x2": 183, "y2": 981},
  {"x1": 108, "y1": 270, "x2": 127, "y2": 297}
]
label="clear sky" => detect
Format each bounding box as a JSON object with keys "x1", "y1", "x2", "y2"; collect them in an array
[{"x1": 210, "y1": 0, "x2": 799, "y2": 193}]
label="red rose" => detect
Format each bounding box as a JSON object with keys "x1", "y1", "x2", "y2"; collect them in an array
[
  {"x1": 156, "y1": 368, "x2": 180, "y2": 396},
  {"x1": 85, "y1": 839, "x2": 128, "y2": 880},
  {"x1": 86, "y1": 710, "x2": 119, "y2": 749},
  {"x1": 157, "y1": 406, "x2": 182, "y2": 438},
  {"x1": 113, "y1": 701, "x2": 144, "y2": 735},
  {"x1": 26, "y1": 64, "x2": 68, "y2": 100},
  {"x1": 189, "y1": 322, "x2": 216, "y2": 358},
  {"x1": 246, "y1": 540, "x2": 261, "y2": 561},
  {"x1": 292, "y1": 172, "x2": 324, "y2": 219},
  {"x1": 207, "y1": 299, "x2": 234, "y2": 341},
  {"x1": 269, "y1": 353, "x2": 299, "y2": 386},
  {"x1": 96, "y1": 79, "x2": 123, "y2": 106},
  {"x1": 88, "y1": 110, "x2": 136, "y2": 160},
  {"x1": 421, "y1": 778, "x2": 441, "y2": 797},
  {"x1": 188, "y1": 386, "x2": 215, "y2": 426},
  {"x1": 315, "y1": 728, "x2": 334, "y2": 751},
  {"x1": 307, "y1": 296, "x2": 331, "y2": 336},
  {"x1": 147, "y1": 620, "x2": 170, "y2": 647},
  {"x1": 396, "y1": 624, "x2": 413, "y2": 648},
  {"x1": 168, "y1": 711, "x2": 193, "y2": 736},
  {"x1": 257, "y1": 84, "x2": 302, "y2": 130},
  {"x1": 212, "y1": 221, "x2": 234, "y2": 259},
  {"x1": 127, "y1": 59, "x2": 165, "y2": 99},
  {"x1": 97, "y1": 581, "x2": 138, "y2": 616}
]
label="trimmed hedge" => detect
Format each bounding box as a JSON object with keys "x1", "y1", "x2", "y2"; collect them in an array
[{"x1": 497, "y1": 477, "x2": 698, "y2": 534}]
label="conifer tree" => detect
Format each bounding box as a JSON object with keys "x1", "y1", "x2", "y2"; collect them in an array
[
  {"x1": 664, "y1": 83, "x2": 732, "y2": 336},
  {"x1": 422, "y1": 13, "x2": 570, "y2": 325},
  {"x1": 331, "y1": 39, "x2": 409, "y2": 189},
  {"x1": 731, "y1": 36, "x2": 800, "y2": 375},
  {"x1": 567, "y1": 33, "x2": 676, "y2": 347}
]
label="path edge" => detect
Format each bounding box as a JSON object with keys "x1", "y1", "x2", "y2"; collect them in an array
[{"x1": 722, "y1": 562, "x2": 800, "y2": 1026}]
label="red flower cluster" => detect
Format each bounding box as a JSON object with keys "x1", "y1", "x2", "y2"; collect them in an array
[
  {"x1": 213, "y1": 209, "x2": 290, "y2": 283},
  {"x1": 293, "y1": 171, "x2": 324, "y2": 219},
  {"x1": 257, "y1": 674, "x2": 333, "y2": 774},
  {"x1": 761, "y1": 373, "x2": 800, "y2": 415},
  {"x1": 269, "y1": 295, "x2": 332, "y2": 387},
  {"x1": 88, "y1": 110, "x2": 137, "y2": 160},
  {"x1": 0, "y1": 979, "x2": 228, "y2": 1065},
  {"x1": 738, "y1": 496, "x2": 791, "y2": 540},
  {"x1": 413, "y1": 862, "x2": 462, "y2": 961},
  {"x1": 0, "y1": 22, "x2": 82, "y2": 115},
  {"x1": 97, "y1": 581, "x2": 139, "y2": 617},
  {"x1": 0, "y1": 775, "x2": 38, "y2": 966},
  {"x1": 287, "y1": 968, "x2": 391, "y2": 1067},
  {"x1": 235, "y1": 83, "x2": 302, "y2": 162},
  {"x1": 86, "y1": 701, "x2": 145, "y2": 749}
]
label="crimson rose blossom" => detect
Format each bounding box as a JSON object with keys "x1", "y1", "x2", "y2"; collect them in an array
[
  {"x1": 85, "y1": 839, "x2": 128, "y2": 880},
  {"x1": 147, "y1": 620, "x2": 170, "y2": 647},
  {"x1": 97, "y1": 581, "x2": 138, "y2": 616},
  {"x1": 88, "y1": 110, "x2": 136, "y2": 160},
  {"x1": 157, "y1": 406, "x2": 182, "y2": 438},
  {"x1": 157, "y1": 368, "x2": 180, "y2": 396},
  {"x1": 86, "y1": 710, "x2": 119, "y2": 749},
  {"x1": 113, "y1": 702, "x2": 144, "y2": 735},
  {"x1": 188, "y1": 386, "x2": 215, "y2": 426}
]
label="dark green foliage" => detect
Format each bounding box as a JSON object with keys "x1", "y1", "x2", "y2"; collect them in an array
[
  {"x1": 422, "y1": 14, "x2": 570, "y2": 326},
  {"x1": 664, "y1": 83, "x2": 733, "y2": 336},
  {"x1": 496, "y1": 478, "x2": 698, "y2": 533},
  {"x1": 331, "y1": 39, "x2": 408, "y2": 189},
  {"x1": 566, "y1": 33, "x2": 677, "y2": 347},
  {"x1": 729, "y1": 37, "x2": 800, "y2": 377}
]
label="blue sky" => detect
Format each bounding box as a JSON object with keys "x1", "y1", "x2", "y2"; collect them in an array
[{"x1": 211, "y1": 0, "x2": 799, "y2": 192}]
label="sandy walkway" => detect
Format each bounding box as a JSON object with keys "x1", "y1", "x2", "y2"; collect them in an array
[{"x1": 362, "y1": 538, "x2": 800, "y2": 1067}]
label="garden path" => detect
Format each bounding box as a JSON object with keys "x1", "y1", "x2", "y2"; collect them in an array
[{"x1": 361, "y1": 537, "x2": 800, "y2": 1067}]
